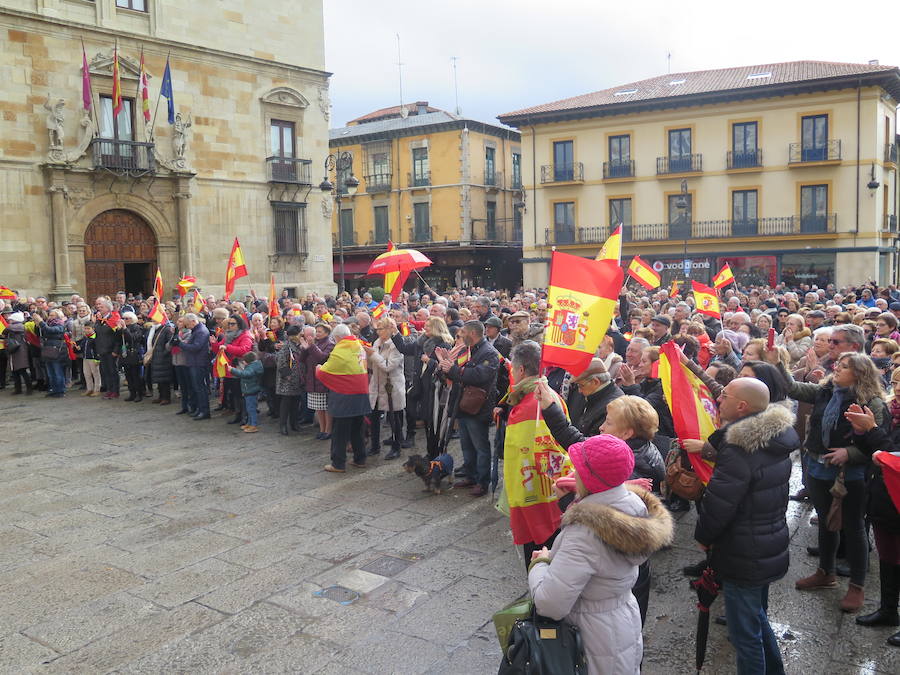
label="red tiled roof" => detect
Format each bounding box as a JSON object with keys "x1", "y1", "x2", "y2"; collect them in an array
[
  {"x1": 499, "y1": 61, "x2": 899, "y2": 122},
  {"x1": 349, "y1": 101, "x2": 445, "y2": 125}
]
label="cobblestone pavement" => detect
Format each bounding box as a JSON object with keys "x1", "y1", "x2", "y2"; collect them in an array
[{"x1": 1, "y1": 389, "x2": 898, "y2": 673}]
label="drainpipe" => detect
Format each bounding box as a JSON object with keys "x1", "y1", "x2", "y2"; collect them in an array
[
  {"x1": 856, "y1": 80, "x2": 861, "y2": 235},
  {"x1": 530, "y1": 122, "x2": 537, "y2": 251}
]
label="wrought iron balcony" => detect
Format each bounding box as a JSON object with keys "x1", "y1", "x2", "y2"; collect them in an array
[
  {"x1": 408, "y1": 171, "x2": 431, "y2": 188},
  {"x1": 656, "y1": 154, "x2": 702, "y2": 175},
  {"x1": 266, "y1": 156, "x2": 312, "y2": 184},
  {"x1": 727, "y1": 149, "x2": 762, "y2": 169},
  {"x1": 886, "y1": 143, "x2": 898, "y2": 164},
  {"x1": 91, "y1": 138, "x2": 155, "y2": 174},
  {"x1": 471, "y1": 221, "x2": 523, "y2": 245},
  {"x1": 332, "y1": 231, "x2": 358, "y2": 247},
  {"x1": 408, "y1": 225, "x2": 432, "y2": 243},
  {"x1": 510, "y1": 174, "x2": 523, "y2": 190},
  {"x1": 789, "y1": 140, "x2": 841, "y2": 164},
  {"x1": 603, "y1": 160, "x2": 635, "y2": 179},
  {"x1": 485, "y1": 170, "x2": 502, "y2": 189},
  {"x1": 364, "y1": 173, "x2": 392, "y2": 193},
  {"x1": 540, "y1": 163, "x2": 584, "y2": 183},
  {"x1": 885, "y1": 214, "x2": 898, "y2": 232}
]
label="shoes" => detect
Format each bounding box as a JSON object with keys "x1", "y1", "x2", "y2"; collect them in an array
[
  {"x1": 384, "y1": 448, "x2": 401, "y2": 460},
  {"x1": 324, "y1": 464, "x2": 345, "y2": 473},
  {"x1": 888, "y1": 629, "x2": 900, "y2": 647},
  {"x1": 714, "y1": 615, "x2": 728, "y2": 627},
  {"x1": 214, "y1": 404, "x2": 226, "y2": 411},
  {"x1": 454, "y1": 468, "x2": 467, "y2": 478},
  {"x1": 280, "y1": 425, "x2": 289, "y2": 436},
  {"x1": 367, "y1": 447, "x2": 381, "y2": 457},
  {"x1": 454, "y1": 478, "x2": 476, "y2": 488},
  {"x1": 319, "y1": 433, "x2": 331, "y2": 441},
  {"x1": 790, "y1": 488, "x2": 809, "y2": 501},
  {"x1": 124, "y1": 394, "x2": 135, "y2": 402},
  {"x1": 159, "y1": 400, "x2": 171, "y2": 406},
  {"x1": 192, "y1": 413, "x2": 211, "y2": 420},
  {"x1": 240, "y1": 425, "x2": 249, "y2": 430},
  {"x1": 133, "y1": 396, "x2": 143, "y2": 403},
  {"x1": 840, "y1": 583, "x2": 865, "y2": 613},
  {"x1": 109, "y1": 392, "x2": 119, "y2": 398},
  {"x1": 470, "y1": 485, "x2": 487, "y2": 497},
  {"x1": 243, "y1": 426, "x2": 259, "y2": 433},
  {"x1": 807, "y1": 546, "x2": 819, "y2": 557},
  {"x1": 176, "y1": 409, "x2": 191, "y2": 415},
  {"x1": 796, "y1": 568, "x2": 838, "y2": 590},
  {"x1": 857, "y1": 608, "x2": 900, "y2": 627},
  {"x1": 349, "y1": 461, "x2": 366, "y2": 468},
  {"x1": 682, "y1": 561, "x2": 707, "y2": 577},
  {"x1": 151, "y1": 398, "x2": 162, "y2": 404},
  {"x1": 83, "y1": 391, "x2": 93, "y2": 397},
  {"x1": 401, "y1": 436, "x2": 415, "y2": 449},
  {"x1": 810, "y1": 515, "x2": 819, "y2": 525}
]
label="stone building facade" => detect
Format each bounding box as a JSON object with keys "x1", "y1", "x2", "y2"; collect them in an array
[{"x1": 0, "y1": 0, "x2": 334, "y2": 301}]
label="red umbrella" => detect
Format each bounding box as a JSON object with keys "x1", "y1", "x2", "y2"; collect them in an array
[{"x1": 367, "y1": 242, "x2": 432, "y2": 298}]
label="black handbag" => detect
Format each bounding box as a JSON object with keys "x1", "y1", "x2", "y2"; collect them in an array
[{"x1": 498, "y1": 606, "x2": 587, "y2": 674}]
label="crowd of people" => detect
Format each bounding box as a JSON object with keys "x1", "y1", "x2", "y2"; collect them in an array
[{"x1": 3, "y1": 278, "x2": 900, "y2": 672}]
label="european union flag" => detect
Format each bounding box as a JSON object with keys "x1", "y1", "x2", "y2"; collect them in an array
[{"x1": 160, "y1": 58, "x2": 174, "y2": 124}]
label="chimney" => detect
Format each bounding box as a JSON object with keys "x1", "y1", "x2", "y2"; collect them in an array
[
  {"x1": 869, "y1": 59, "x2": 880, "y2": 66},
  {"x1": 416, "y1": 101, "x2": 428, "y2": 115}
]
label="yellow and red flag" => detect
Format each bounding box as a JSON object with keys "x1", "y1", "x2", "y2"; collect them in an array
[
  {"x1": 504, "y1": 388, "x2": 574, "y2": 545},
  {"x1": 148, "y1": 299, "x2": 166, "y2": 324},
  {"x1": 316, "y1": 336, "x2": 369, "y2": 395},
  {"x1": 669, "y1": 279, "x2": 681, "y2": 298},
  {"x1": 137, "y1": 47, "x2": 151, "y2": 123},
  {"x1": 541, "y1": 251, "x2": 623, "y2": 376},
  {"x1": 372, "y1": 302, "x2": 386, "y2": 320},
  {"x1": 877, "y1": 452, "x2": 900, "y2": 514},
  {"x1": 712, "y1": 263, "x2": 735, "y2": 290},
  {"x1": 0, "y1": 286, "x2": 15, "y2": 300},
  {"x1": 224, "y1": 237, "x2": 248, "y2": 300},
  {"x1": 0, "y1": 313, "x2": 7, "y2": 330},
  {"x1": 213, "y1": 350, "x2": 229, "y2": 378},
  {"x1": 176, "y1": 276, "x2": 196, "y2": 297},
  {"x1": 692, "y1": 280, "x2": 721, "y2": 319},
  {"x1": 268, "y1": 274, "x2": 277, "y2": 319},
  {"x1": 658, "y1": 342, "x2": 718, "y2": 484},
  {"x1": 191, "y1": 289, "x2": 204, "y2": 313},
  {"x1": 399, "y1": 322, "x2": 410, "y2": 336},
  {"x1": 627, "y1": 255, "x2": 661, "y2": 290},
  {"x1": 153, "y1": 267, "x2": 163, "y2": 300},
  {"x1": 111, "y1": 43, "x2": 123, "y2": 117},
  {"x1": 595, "y1": 224, "x2": 622, "y2": 264}
]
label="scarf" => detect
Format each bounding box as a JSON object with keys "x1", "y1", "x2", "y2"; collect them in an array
[
  {"x1": 223, "y1": 328, "x2": 240, "y2": 344},
  {"x1": 890, "y1": 397, "x2": 900, "y2": 430},
  {"x1": 821, "y1": 385, "x2": 849, "y2": 447},
  {"x1": 506, "y1": 375, "x2": 542, "y2": 407}
]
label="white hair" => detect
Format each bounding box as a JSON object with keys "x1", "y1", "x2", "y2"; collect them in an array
[
  {"x1": 332, "y1": 323, "x2": 351, "y2": 339},
  {"x1": 813, "y1": 326, "x2": 833, "y2": 338},
  {"x1": 121, "y1": 311, "x2": 138, "y2": 321}
]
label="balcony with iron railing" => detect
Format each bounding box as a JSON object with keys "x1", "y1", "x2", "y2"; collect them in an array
[
  {"x1": 91, "y1": 138, "x2": 155, "y2": 174},
  {"x1": 540, "y1": 162, "x2": 584, "y2": 184},
  {"x1": 470, "y1": 220, "x2": 523, "y2": 245},
  {"x1": 603, "y1": 160, "x2": 635, "y2": 179},
  {"x1": 544, "y1": 214, "x2": 837, "y2": 245},
  {"x1": 886, "y1": 214, "x2": 898, "y2": 232},
  {"x1": 727, "y1": 149, "x2": 763, "y2": 170},
  {"x1": 656, "y1": 154, "x2": 702, "y2": 175},
  {"x1": 266, "y1": 156, "x2": 312, "y2": 184},
  {"x1": 408, "y1": 225, "x2": 433, "y2": 243},
  {"x1": 408, "y1": 171, "x2": 431, "y2": 188},
  {"x1": 886, "y1": 143, "x2": 898, "y2": 165},
  {"x1": 364, "y1": 173, "x2": 392, "y2": 193},
  {"x1": 485, "y1": 170, "x2": 502, "y2": 190},
  {"x1": 789, "y1": 140, "x2": 841, "y2": 164},
  {"x1": 332, "y1": 231, "x2": 358, "y2": 247}
]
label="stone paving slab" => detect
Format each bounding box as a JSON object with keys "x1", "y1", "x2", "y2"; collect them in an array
[{"x1": 1, "y1": 390, "x2": 899, "y2": 673}]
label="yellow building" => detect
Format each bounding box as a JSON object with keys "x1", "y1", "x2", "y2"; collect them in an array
[
  {"x1": 498, "y1": 61, "x2": 900, "y2": 289},
  {"x1": 0, "y1": 0, "x2": 334, "y2": 301},
  {"x1": 327, "y1": 102, "x2": 523, "y2": 291}
]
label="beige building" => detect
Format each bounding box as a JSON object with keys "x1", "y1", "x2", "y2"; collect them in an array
[
  {"x1": 0, "y1": 0, "x2": 334, "y2": 301},
  {"x1": 498, "y1": 61, "x2": 900, "y2": 290}
]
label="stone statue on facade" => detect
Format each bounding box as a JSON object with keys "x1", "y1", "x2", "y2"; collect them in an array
[
  {"x1": 44, "y1": 96, "x2": 66, "y2": 148},
  {"x1": 321, "y1": 194, "x2": 333, "y2": 219},
  {"x1": 172, "y1": 112, "x2": 192, "y2": 159}
]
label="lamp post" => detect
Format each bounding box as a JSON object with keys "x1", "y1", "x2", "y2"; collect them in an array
[
  {"x1": 319, "y1": 151, "x2": 359, "y2": 294},
  {"x1": 675, "y1": 178, "x2": 690, "y2": 293}
]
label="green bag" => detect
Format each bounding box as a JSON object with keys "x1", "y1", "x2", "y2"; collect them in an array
[{"x1": 492, "y1": 596, "x2": 533, "y2": 652}]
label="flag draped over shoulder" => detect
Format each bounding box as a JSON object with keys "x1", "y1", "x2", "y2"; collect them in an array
[
  {"x1": 627, "y1": 255, "x2": 661, "y2": 290},
  {"x1": 657, "y1": 342, "x2": 718, "y2": 484},
  {"x1": 595, "y1": 224, "x2": 622, "y2": 264},
  {"x1": 541, "y1": 252, "x2": 623, "y2": 376},
  {"x1": 224, "y1": 238, "x2": 248, "y2": 300},
  {"x1": 692, "y1": 280, "x2": 721, "y2": 319},
  {"x1": 316, "y1": 336, "x2": 368, "y2": 395},
  {"x1": 878, "y1": 452, "x2": 900, "y2": 514},
  {"x1": 504, "y1": 386, "x2": 574, "y2": 545}
]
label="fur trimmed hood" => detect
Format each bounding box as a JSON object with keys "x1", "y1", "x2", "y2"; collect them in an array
[
  {"x1": 724, "y1": 403, "x2": 795, "y2": 454},
  {"x1": 562, "y1": 486, "x2": 674, "y2": 557}
]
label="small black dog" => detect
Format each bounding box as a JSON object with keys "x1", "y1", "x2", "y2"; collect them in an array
[{"x1": 403, "y1": 453, "x2": 455, "y2": 494}]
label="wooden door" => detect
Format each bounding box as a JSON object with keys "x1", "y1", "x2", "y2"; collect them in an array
[{"x1": 83, "y1": 209, "x2": 156, "y2": 300}]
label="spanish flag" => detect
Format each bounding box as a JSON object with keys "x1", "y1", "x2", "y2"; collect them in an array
[
  {"x1": 692, "y1": 280, "x2": 721, "y2": 319},
  {"x1": 595, "y1": 224, "x2": 622, "y2": 264},
  {"x1": 191, "y1": 289, "x2": 204, "y2": 313},
  {"x1": 0, "y1": 286, "x2": 15, "y2": 300},
  {"x1": 877, "y1": 452, "x2": 900, "y2": 514},
  {"x1": 669, "y1": 279, "x2": 681, "y2": 298},
  {"x1": 177, "y1": 276, "x2": 196, "y2": 297},
  {"x1": 224, "y1": 237, "x2": 248, "y2": 300},
  {"x1": 712, "y1": 263, "x2": 735, "y2": 290},
  {"x1": 316, "y1": 336, "x2": 368, "y2": 395},
  {"x1": 213, "y1": 350, "x2": 230, "y2": 378},
  {"x1": 148, "y1": 299, "x2": 166, "y2": 324},
  {"x1": 268, "y1": 274, "x2": 277, "y2": 319},
  {"x1": 399, "y1": 322, "x2": 410, "y2": 336},
  {"x1": 153, "y1": 268, "x2": 164, "y2": 300},
  {"x1": 111, "y1": 42, "x2": 123, "y2": 116},
  {"x1": 372, "y1": 302, "x2": 386, "y2": 320},
  {"x1": 657, "y1": 342, "x2": 718, "y2": 484},
  {"x1": 627, "y1": 255, "x2": 661, "y2": 290},
  {"x1": 138, "y1": 47, "x2": 151, "y2": 123},
  {"x1": 542, "y1": 251, "x2": 623, "y2": 376}
]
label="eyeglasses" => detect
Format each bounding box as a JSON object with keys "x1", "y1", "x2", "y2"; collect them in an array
[{"x1": 828, "y1": 338, "x2": 846, "y2": 345}]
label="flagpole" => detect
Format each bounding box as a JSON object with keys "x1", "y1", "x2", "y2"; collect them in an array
[{"x1": 149, "y1": 51, "x2": 169, "y2": 142}]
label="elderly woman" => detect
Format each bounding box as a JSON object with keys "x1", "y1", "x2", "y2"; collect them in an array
[
  {"x1": 215, "y1": 315, "x2": 254, "y2": 423},
  {"x1": 777, "y1": 313, "x2": 813, "y2": 367},
  {"x1": 146, "y1": 311, "x2": 174, "y2": 405},
  {"x1": 70, "y1": 302, "x2": 93, "y2": 388},
  {"x1": 32, "y1": 309, "x2": 69, "y2": 398},
  {"x1": 618, "y1": 346, "x2": 675, "y2": 438},
  {"x1": 775, "y1": 349, "x2": 887, "y2": 613},
  {"x1": 274, "y1": 325, "x2": 304, "y2": 436},
  {"x1": 527, "y1": 432, "x2": 672, "y2": 673},
  {"x1": 321, "y1": 324, "x2": 371, "y2": 472},
  {"x1": 364, "y1": 317, "x2": 406, "y2": 460},
  {"x1": 258, "y1": 315, "x2": 286, "y2": 419},
  {"x1": 300, "y1": 322, "x2": 335, "y2": 440}
]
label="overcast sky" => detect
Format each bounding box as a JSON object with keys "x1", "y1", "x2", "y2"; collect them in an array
[{"x1": 323, "y1": 0, "x2": 899, "y2": 129}]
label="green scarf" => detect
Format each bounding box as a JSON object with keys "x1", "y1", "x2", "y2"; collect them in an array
[{"x1": 506, "y1": 375, "x2": 543, "y2": 407}]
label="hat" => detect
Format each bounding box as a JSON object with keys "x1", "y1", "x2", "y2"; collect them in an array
[
  {"x1": 808, "y1": 310, "x2": 826, "y2": 319},
  {"x1": 508, "y1": 310, "x2": 530, "y2": 320},
  {"x1": 568, "y1": 434, "x2": 635, "y2": 494},
  {"x1": 484, "y1": 316, "x2": 503, "y2": 329},
  {"x1": 889, "y1": 302, "x2": 900, "y2": 311},
  {"x1": 571, "y1": 358, "x2": 609, "y2": 385},
  {"x1": 651, "y1": 314, "x2": 671, "y2": 328},
  {"x1": 7, "y1": 312, "x2": 23, "y2": 323}
]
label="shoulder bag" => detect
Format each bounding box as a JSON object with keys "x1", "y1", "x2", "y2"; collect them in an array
[
  {"x1": 143, "y1": 328, "x2": 165, "y2": 366},
  {"x1": 664, "y1": 440, "x2": 705, "y2": 501},
  {"x1": 497, "y1": 604, "x2": 587, "y2": 675}
]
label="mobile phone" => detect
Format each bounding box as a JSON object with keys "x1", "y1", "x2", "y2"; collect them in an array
[{"x1": 767, "y1": 327, "x2": 776, "y2": 350}]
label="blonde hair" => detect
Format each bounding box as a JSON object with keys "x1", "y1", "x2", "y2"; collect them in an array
[
  {"x1": 425, "y1": 316, "x2": 452, "y2": 344},
  {"x1": 872, "y1": 338, "x2": 900, "y2": 356},
  {"x1": 375, "y1": 317, "x2": 396, "y2": 331},
  {"x1": 607, "y1": 395, "x2": 659, "y2": 441},
  {"x1": 836, "y1": 352, "x2": 886, "y2": 406}
]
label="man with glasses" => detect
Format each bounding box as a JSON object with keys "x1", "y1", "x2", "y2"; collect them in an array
[
  {"x1": 567, "y1": 359, "x2": 623, "y2": 437},
  {"x1": 827, "y1": 324, "x2": 865, "y2": 363}
]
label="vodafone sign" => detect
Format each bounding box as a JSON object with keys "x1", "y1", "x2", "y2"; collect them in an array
[{"x1": 650, "y1": 258, "x2": 711, "y2": 272}]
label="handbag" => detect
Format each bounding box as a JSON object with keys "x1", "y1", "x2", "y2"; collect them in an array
[
  {"x1": 664, "y1": 441, "x2": 704, "y2": 501},
  {"x1": 459, "y1": 384, "x2": 488, "y2": 415},
  {"x1": 498, "y1": 604, "x2": 587, "y2": 675},
  {"x1": 493, "y1": 597, "x2": 533, "y2": 653},
  {"x1": 41, "y1": 344, "x2": 62, "y2": 360},
  {"x1": 143, "y1": 328, "x2": 165, "y2": 366},
  {"x1": 826, "y1": 468, "x2": 847, "y2": 532}
]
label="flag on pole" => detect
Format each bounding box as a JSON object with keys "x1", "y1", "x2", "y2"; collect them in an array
[
  {"x1": 626, "y1": 256, "x2": 661, "y2": 290},
  {"x1": 153, "y1": 267, "x2": 163, "y2": 300},
  {"x1": 669, "y1": 279, "x2": 681, "y2": 298},
  {"x1": 111, "y1": 43, "x2": 123, "y2": 116},
  {"x1": 657, "y1": 342, "x2": 718, "y2": 484},
  {"x1": 148, "y1": 299, "x2": 166, "y2": 324},
  {"x1": 191, "y1": 289, "x2": 204, "y2": 313},
  {"x1": 541, "y1": 251, "x2": 624, "y2": 376},
  {"x1": 315, "y1": 336, "x2": 369, "y2": 395},
  {"x1": 138, "y1": 48, "x2": 151, "y2": 123},
  {"x1": 712, "y1": 263, "x2": 735, "y2": 290},
  {"x1": 213, "y1": 350, "x2": 229, "y2": 378},
  {"x1": 160, "y1": 57, "x2": 175, "y2": 124},
  {"x1": 224, "y1": 237, "x2": 248, "y2": 300},
  {"x1": 81, "y1": 43, "x2": 92, "y2": 111},
  {"x1": 268, "y1": 274, "x2": 277, "y2": 318},
  {"x1": 595, "y1": 224, "x2": 623, "y2": 264},
  {"x1": 692, "y1": 280, "x2": 721, "y2": 319},
  {"x1": 877, "y1": 452, "x2": 900, "y2": 514},
  {"x1": 176, "y1": 276, "x2": 196, "y2": 297},
  {"x1": 0, "y1": 286, "x2": 16, "y2": 300}
]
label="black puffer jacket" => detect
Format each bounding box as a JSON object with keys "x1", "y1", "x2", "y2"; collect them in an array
[
  {"x1": 622, "y1": 377, "x2": 675, "y2": 438},
  {"x1": 853, "y1": 424, "x2": 900, "y2": 534},
  {"x1": 695, "y1": 404, "x2": 798, "y2": 586}
]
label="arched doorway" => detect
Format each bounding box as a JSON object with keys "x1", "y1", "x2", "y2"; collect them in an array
[{"x1": 84, "y1": 210, "x2": 157, "y2": 301}]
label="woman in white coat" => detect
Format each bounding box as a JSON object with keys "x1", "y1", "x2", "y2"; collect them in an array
[
  {"x1": 364, "y1": 317, "x2": 406, "y2": 460},
  {"x1": 528, "y1": 433, "x2": 673, "y2": 674}
]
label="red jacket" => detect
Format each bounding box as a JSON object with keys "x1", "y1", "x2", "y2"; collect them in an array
[{"x1": 214, "y1": 330, "x2": 254, "y2": 377}]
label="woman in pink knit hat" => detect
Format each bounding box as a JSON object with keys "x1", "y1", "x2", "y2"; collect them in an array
[{"x1": 527, "y1": 434, "x2": 673, "y2": 675}]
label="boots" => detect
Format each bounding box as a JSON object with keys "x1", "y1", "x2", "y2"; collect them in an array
[
  {"x1": 840, "y1": 583, "x2": 865, "y2": 613},
  {"x1": 796, "y1": 568, "x2": 837, "y2": 590},
  {"x1": 401, "y1": 432, "x2": 415, "y2": 449},
  {"x1": 857, "y1": 561, "x2": 900, "y2": 626},
  {"x1": 279, "y1": 418, "x2": 289, "y2": 436}
]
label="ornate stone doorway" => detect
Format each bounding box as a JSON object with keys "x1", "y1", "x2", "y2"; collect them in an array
[{"x1": 84, "y1": 209, "x2": 157, "y2": 301}]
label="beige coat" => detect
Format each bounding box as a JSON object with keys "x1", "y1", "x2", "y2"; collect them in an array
[{"x1": 368, "y1": 337, "x2": 405, "y2": 411}]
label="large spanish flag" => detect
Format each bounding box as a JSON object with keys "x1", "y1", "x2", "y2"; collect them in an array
[
  {"x1": 541, "y1": 252, "x2": 623, "y2": 376},
  {"x1": 595, "y1": 224, "x2": 622, "y2": 264},
  {"x1": 712, "y1": 263, "x2": 735, "y2": 290},
  {"x1": 224, "y1": 237, "x2": 248, "y2": 300},
  {"x1": 627, "y1": 255, "x2": 661, "y2": 290},
  {"x1": 692, "y1": 280, "x2": 721, "y2": 319},
  {"x1": 657, "y1": 342, "x2": 718, "y2": 483},
  {"x1": 504, "y1": 389, "x2": 574, "y2": 545},
  {"x1": 316, "y1": 336, "x2": 368, "y2": 395}
]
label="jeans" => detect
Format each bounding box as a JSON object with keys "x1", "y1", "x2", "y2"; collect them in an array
[
  {"x1": 45, "y1": 359, "x2": 66, "y2": 394},
  {"x1": 188, "y1": 365, "x2": 210, "y2": 415},
  {"x1": 244, "y1": 394, "x2": 258, "y2": 426},
  {"x1": 807, "y1": 474, "x2": 868, "y2": 585},
  {"x1": 99, "y1": 353, "x2": 119, "y2": 394},
  {"x1": 458, "y1": 416, "x2": 491, "y2": 488},
  {"x1": 175, "y1": 365, "x2": 194, "y2": 412},
  {"x1": 722, "y1": 581, "x2": 785, "y2": 675},
  {"x1": 330, "y1": 415, "x2": 366, "y2": 469}
]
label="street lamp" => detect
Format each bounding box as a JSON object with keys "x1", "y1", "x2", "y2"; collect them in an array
[
  {"x1": 676, "y1": 178, "x2": 690, "y2": 292},
  {"x1": 319, "y1": 151, "x2": 359, "y2": 294}
]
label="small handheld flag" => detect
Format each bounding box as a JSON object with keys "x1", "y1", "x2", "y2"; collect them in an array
[
  {"x1": 669, "y1": 279, "x2": 681, "y2": 298},
  {"x1": 214, "y1": 350, "x2": 229, "y2": 378},
  {"x1": 177, "y1": 276, "x2": 196, "y2": 297},
  {"x1": 224, "y1": 238, "x2": 248, "y2": 300},
  {"x1": 268, "y1": 274, "x2": 277, "y2": 319},
  {"x1": 148, "y1": 299, "x2": 166, "y2": 324},
  {"x1": 595, "y1": 224, "x2": 623, "y2": 264},
  {"x1": 712, "y1": 263, "x2": 735, "y2": 290},
  {"x1": 626, "y1": 256, "x2": 661, "y2": 290},
  {"x1": 372, "y1": 303, "x2": 386, "y2": 320},
  {"x1": 191, "y1": 289, "x2": 204, "y2": 313},
  {"x1": 692, "y1": 280, "x2": 721, "y2": 319},
  {"x1": 153, "y1": 268, "x2": 163, "y2": 300},
  {"x1": 0, "y1": 286, "x2": 16, "y2": 300}
]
